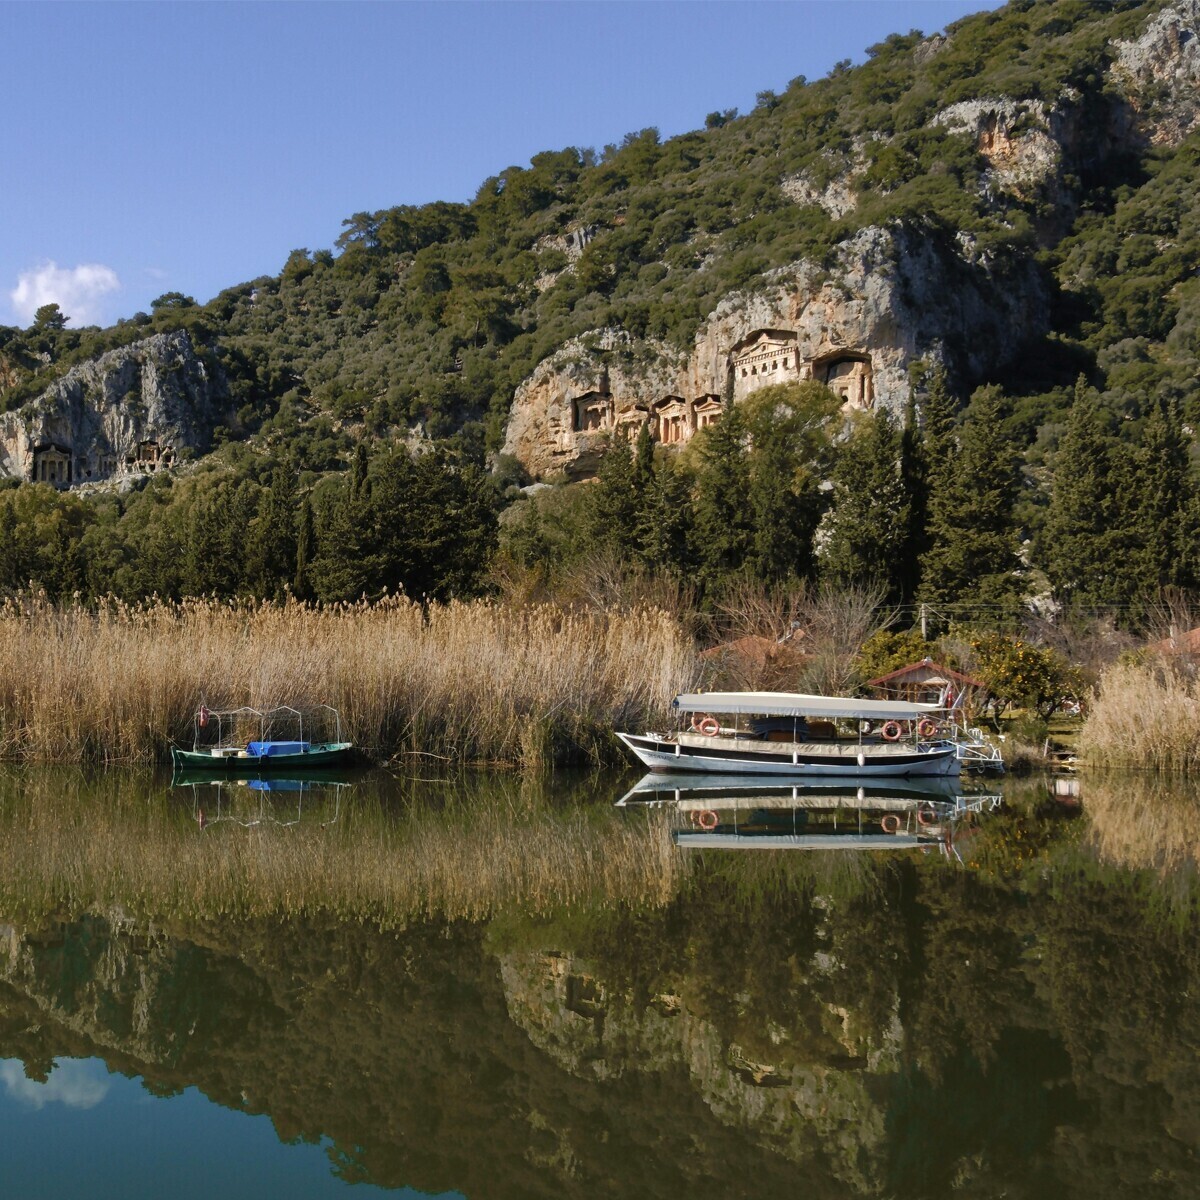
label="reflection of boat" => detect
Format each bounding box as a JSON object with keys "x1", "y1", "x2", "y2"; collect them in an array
[
  {"x1": 616, "y1": 773, "x2": 1002, "y2": 855},
  {"x1": 170, "y1": 704, "x2": 355, "y2": 772},
  {"x1": 617, "y1": 692, "x2": 987, "y2": 778},
  {"x1": 617, "y1": 772, "x2": 966, "y2": 807},
  {"x1": 171, "y1": 768, "x2": 350, "y2": 830}
]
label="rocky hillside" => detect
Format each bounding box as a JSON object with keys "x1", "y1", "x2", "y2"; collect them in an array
[
  {"x1": 0, "y1": 1, "x2": 1193, "y2": 479},
  {"x1": 3, "y1": 0, "x2": 1200, "y2": 617},
  {"x1": 0, "y1": 330, "x2": 229, "y2": 487}
]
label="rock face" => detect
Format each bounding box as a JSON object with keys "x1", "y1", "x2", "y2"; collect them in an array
[
  {"x1": 0, "y1": 330, "x2": 229, "y2": 487},
  {"x1": 502, "y1": 225, "x2": 1047, "y2": 481},
  {"x1": 933, "y1": 96, "x2": 1069, "y2": 204},
  {"x1": 1113, "y1": 0, "x2": 1200, "y2": 146}
]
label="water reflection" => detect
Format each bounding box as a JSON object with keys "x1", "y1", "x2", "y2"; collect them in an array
[
  {"x1": 0, "y1": 766, "x2": 1195, "y2": 1197},
  {"x1": 172, "y1": 769, "x2": 351, "y2": 830},
  {"x1": 618, "y1": 773, "x2": 1003, "y2": 858},
  {"x1": 0, "y1": 1057, "x2": 109, "y2": 1110}
]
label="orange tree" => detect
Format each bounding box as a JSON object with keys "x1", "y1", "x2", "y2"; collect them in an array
[{"x1": 967, "y1": 631, "x2": 1082, "y2": 723}]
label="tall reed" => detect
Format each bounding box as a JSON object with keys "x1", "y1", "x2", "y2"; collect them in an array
[
  {"x1": 1079, "y1": 660, "x2": 1200, "y2": 773},
  {"x1": 0, "y1": 596, "x2": 699, "y2": 766}
]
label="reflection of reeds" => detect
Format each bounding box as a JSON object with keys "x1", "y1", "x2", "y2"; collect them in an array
[
  {"x1": 0, "y1": 597, "x2": 697, "y2": 766},
  {"x1": 1079, "y1": 661, "x2": 1200, "y2": 773},
  {"x1": 1082, "y1": 772, "x2": 1200, "y2": 877},
  {"x1": 0, "y1": 768, "x2": 684, "y2": 924}
]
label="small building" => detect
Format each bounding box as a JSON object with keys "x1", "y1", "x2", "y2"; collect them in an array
[
  {"x1": 815, "y1": 352, "x2": 873, "y2": 409},
  {"x1": 1149, "y1": 625, "x2": 1200, "y2": 657},
  {"x1": 865, "y1": 658, "x2": 988, "y2": 716},
  {"x1": 572, "y1": 390, "x2": 613, "y2": 434}
]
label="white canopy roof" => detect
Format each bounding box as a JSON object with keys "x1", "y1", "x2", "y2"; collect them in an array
[{"x1": 672, "y1": 691, "x2": 939, "y2": 720}]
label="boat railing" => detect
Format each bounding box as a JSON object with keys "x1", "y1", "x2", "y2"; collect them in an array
[{"x1": 943, "y1": 721, "x2": 1005, "y2": 771}]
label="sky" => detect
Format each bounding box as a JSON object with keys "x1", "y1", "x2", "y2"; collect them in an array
[{"x1": 1, "y1": 0, "x2": 1002, "y2": 329}]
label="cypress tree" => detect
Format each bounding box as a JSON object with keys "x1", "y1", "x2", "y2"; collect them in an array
[
  {"x1": 1129, "y1": 395, "x2": 1191, "y2": 602},
  {"x1": 1041, "y1": 376, "x2": 1135, "y2": 612},
  {"x1": 919, "y1": 385, "x2": 1022, "y2": 617},
  {"x1": 820, "y1": 408, "x2": 911, "y2": 602},
  {"x1": 692, "y1": 402, "x2": 753, "y2": 588}
]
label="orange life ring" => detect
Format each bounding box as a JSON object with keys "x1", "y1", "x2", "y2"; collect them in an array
[
  {"x1": 881, "y1": 721, "x2": 902, "y2": 742},
  {"x1": 698, "y1": 809, "x2": 719, "y2": 830},
  {"x1": 881, "y1": 814, "x2": 901, "y2": 834},
  {"x1": 917, "y1": 718, "x2": 939, "y2": 738},
  {"x1": 916, "y1": 807, "x2": 937, "y2": 826},
  {"x1": 697, "y1": 716, "x2": 720, "y2": 737}
]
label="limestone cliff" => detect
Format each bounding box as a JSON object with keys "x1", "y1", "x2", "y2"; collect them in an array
[
  {"x1": 502, "y1": 225, "x2": 1047, "y2": 481},
  {"x1": 1113, "y1": 0, "x2": 1200, "y2": 147},
  {"x1": 0, "y1": 330, "x2": 229, "y2": 487}
]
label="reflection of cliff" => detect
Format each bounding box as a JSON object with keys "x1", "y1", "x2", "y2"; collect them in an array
[{"x1": 0, "y1": 838, "x2": 1197, "y2": 1199}]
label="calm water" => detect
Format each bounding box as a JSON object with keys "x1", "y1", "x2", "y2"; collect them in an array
[{"x1": 0, "y1": 765, "x2": 1196, "y2": 1199}]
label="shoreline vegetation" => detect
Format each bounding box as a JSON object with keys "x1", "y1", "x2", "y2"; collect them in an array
[
  {"x1": 6, "y1": 591, "x2": 1191, "y2": 776},
  {"x1": 0, "y1": 596, "x2": 697, "y2": 768},
  {"x1": 1080, "y1": 660, "x2": 1200, "y2": 774}
]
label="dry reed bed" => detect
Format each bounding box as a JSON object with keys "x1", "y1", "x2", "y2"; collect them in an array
[
  {"x1": 0, "y1": 771, "x2": 684, "y2": 924},
  {"x1": 0, "y1": 597, "x2": 699, "y2": 766},
  {"x1": 1080, "y1": 660, "x2": 1200, "y2": 773}
]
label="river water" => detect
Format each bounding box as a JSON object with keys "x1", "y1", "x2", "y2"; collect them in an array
[{"x1": 0, "y1": 765, "x2": 1195, "y2": 1199}]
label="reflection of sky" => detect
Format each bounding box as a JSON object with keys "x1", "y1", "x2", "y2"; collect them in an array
[
  {"x1": 0, "y1": 1058, "x2": 110, "y2": 1110},
  {"x1": 0, "y1": 1057, "x2": 459, "y2": 1199}
]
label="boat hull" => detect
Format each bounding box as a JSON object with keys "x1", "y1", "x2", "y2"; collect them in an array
[
  {"x1": 616, "y1": 732, "x2": 960, "y2": 777},
  {"x1": 171, "y1": 743, "x2": 356, "y2": 772}
]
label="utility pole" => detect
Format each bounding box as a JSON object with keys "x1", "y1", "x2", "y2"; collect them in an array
[{"x1": 920, "y1": 602, "x2": 928, "y2": 641}]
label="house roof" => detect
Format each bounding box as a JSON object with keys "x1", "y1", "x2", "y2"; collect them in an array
[
  {"x1": 1149, "y1": 626, "x2": 1200, "y2": 654},
  {"x1": 866, "y1": 658, "x2": 986, "y2": 690}
]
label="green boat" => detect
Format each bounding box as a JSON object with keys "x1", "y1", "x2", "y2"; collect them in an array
[{"x1": 170, "y1": 704, "x2": 356, "y2": 772}]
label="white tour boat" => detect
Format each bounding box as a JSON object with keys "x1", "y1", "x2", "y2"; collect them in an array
[{"x1": 616, "y1": 691, "x2": 983, "y2": 778}]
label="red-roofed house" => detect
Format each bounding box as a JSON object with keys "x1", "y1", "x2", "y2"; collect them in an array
[{"x1": 865, "y1": 657, "x2": 988, "y2": 717}]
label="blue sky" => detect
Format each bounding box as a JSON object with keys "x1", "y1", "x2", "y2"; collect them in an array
[{"x1": 2, "y1": 0, "x2": 1000, "y2": 328}]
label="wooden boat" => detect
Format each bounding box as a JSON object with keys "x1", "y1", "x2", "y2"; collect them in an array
[
  {"x1": 170, "y1": 704, "x2": 355, "y2": 772},
  {"x1": 616, "y1": 691, "x2": 994, "y2": 778}
]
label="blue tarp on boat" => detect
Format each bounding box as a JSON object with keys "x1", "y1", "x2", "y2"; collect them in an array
[{"x1": 246, "y1": 741, "x2": 310, "y2": 757}]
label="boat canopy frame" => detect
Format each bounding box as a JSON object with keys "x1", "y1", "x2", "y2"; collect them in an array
[
  {"x1": 189, "y1": 703, "x2": 344, "y2": 752},
  {"x1": 671, "y1": 691, "x2": 941, "y2": 722}
]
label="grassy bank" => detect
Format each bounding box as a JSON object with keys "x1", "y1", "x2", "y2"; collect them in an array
[
  {"x1": 0, "y1": 597, "x2": 698, "y2": 767},
  {"x1": 1079, "y1": 660, "x2": 1200, "y2": 773}
]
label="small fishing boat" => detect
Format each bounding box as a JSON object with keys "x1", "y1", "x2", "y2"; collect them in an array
[
  {"x1": 616, "y1": 691, "x2": 1001, "y2": 778},
  {"x1": 170, "y1": 704, "x2": 355, "y2": 772}
]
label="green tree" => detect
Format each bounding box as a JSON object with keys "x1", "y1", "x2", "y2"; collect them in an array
[
  {"x1": 820, "y1": 408, "x2": 912, "y2": 601},
  {"x1": 919, "y1": 385, "x2": 1022, "y2": 618},
  {"x1": 32, "y1": 303, "x2": 66, "y2": 330},
  {"x1": 1040, "y1": 376, "x2": 1136, "y2": 612}
]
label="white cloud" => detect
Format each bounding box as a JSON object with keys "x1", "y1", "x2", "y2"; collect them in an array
[
  {"x1": 10, "y1": 260, "x2": 121, "y2": 327},
  {"x1": 0, "y1": 1058, "x2": 110, "y2": 1110}
]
